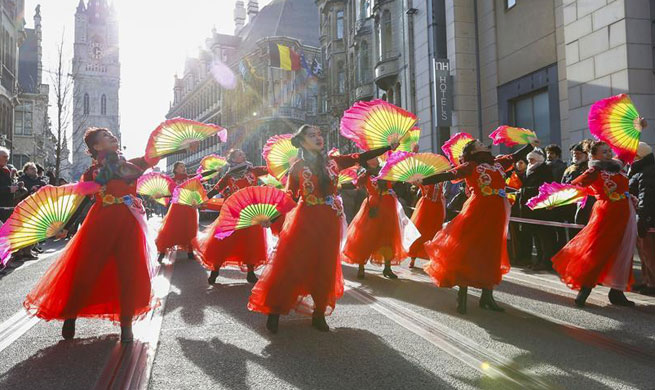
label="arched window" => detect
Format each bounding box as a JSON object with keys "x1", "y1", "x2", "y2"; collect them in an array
[
  {"x1": 382, "y1": 10, "x2": 393, "y2": 59},
  {"x1": 101, "y1": 94, "x2": 107, "y2": 115},
  {"x1": 83, "y1": 93, "x2": 89, "y2": 115}
]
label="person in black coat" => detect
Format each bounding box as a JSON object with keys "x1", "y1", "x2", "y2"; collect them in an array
[
  {"x1": 562, "y1": 140, "x2": 595, "y2": 227},
  {"x1": 0, "y1": 147, "x2": 18, "y2": 213},
  {"x1": 629, "y1": 142, "x2": 655, "y2": 295},
  {"x1": 17, "y1": 162, "x2": 47, "y2": 195},
  {"x1": 545, "y1": 144, "x2": 567, "y2": 182},
  {"x1": 519, "y1": 149, "x2": 556, "y2": 270}
]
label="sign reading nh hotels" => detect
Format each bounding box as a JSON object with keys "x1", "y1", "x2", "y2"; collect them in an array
[{"x1": 432, "y1": 58, "x2": 452, "y2": 127}]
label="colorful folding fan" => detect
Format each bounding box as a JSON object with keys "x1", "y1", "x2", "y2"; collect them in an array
[
  {"x1": 489, "y1": 126, "x2": 537, "y2": 147},
  {"x1": 203, "y1": 197, "x2": 225, "y2": 212},
  {"x1": 399, "y1": 127, "x2": 421, "y2": 152},
  {"x1": 145, "y1": 118, "x2": 228, "y2": 163},
  {"x1": 377, "y1": 152, "x2": 451, "y2": 183},
  {"x1": 441, "y1": 132, "x2": 475, "y2": 165},
  {"x1": 172, "y1": 177, "x2": 208, "y2": 207},
  {"x1": 196, "y1": 154, "x2": 228, "y2": 180},
  {"x1": 340, "y1": 99, "x2": 417, "y2": 150},
  {"x1": 214, "y1": 186, "x2": 296, "y2": 239},
  {"x1": 0, "y1": 182, "x2": 101, "y2": 265},
  {"x1": 262, "y1": 134, "x2": 299, "y2": 180},
  {"x1": 588, "y1": 94, "x2": 643, "y2": 163},
  {"x1": 338, "y1": 166, "x2": 359, "y2": 186},
  {"x1": 259, "y1": 174, "x2": 283, "y2": 188},
  {"x1": 137, "y1": 172, "x2": 176, "y2": 206},
  {"x1": 328, "y1": 148, "x2": 341, "y2": 157},
  {"x1": 526, "y1": 182, "x2": 590, "y2": 210}
]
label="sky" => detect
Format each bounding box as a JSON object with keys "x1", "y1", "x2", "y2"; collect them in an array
[{"x1": 24, "y1": 0, "x2": 273, "y2": 159}]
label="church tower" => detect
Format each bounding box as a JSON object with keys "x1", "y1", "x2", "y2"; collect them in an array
[{"x1": 72, "y1": 0, "x2": 120, "y2": 177}]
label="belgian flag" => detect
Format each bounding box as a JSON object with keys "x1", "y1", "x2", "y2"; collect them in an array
[{"x1": 269, "y1": 42, "x2": 301, "y2": 71}]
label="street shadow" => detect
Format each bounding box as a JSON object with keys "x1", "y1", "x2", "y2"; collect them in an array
[{"x1": 0, "y1": 336, "x2": 117, "y2": 390}]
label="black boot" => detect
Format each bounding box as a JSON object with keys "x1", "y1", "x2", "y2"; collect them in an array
[
  {"x1": 208, "y1": 270, "x2": 219, "y2": 285},
  {"x1": 382, "y1": 261, "x2": 398, "y2": 279},
  {"x1": 246, "y1": 270, "x2": 258, "y2": 284},
  {"x1": 575, "y1": 287, "x2": 592, "y2": 307},
  {"x1": 62, "y1": 318, "x2": 76, "y2": 340},
  {"x1": 120, "y1": 324, "x2": 134, "y2": 344},
  {"x1": 357, "y1": 265, "x2": 365, "y2": 280},
  {"x1": 479, "y1": 289, "x2": 504, "y2": 312},
  {"x1": 311, "y1": 313, "x2": 330, "y2": 332},
  {"x1": 266, "y1": 314, "x2": 279, "y2": 334},
  {"x1": 608, "y1": 288, "x2": 635, "y2": 307},
  {"x1": 157, "y1": 252, "x2": 165, "y2": 264},
  {"x1": 187, "y1": 251, "x2": 194, "y2": 260},
  {"x1": 457, "y1": 286, "x2": 468, "y2": 314}
]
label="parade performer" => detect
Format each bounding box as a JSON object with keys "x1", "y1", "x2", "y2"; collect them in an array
[
  {"x1": 23, "y1": 128, "x2": 162, "y2": 343},
  {"x1": 194, "y1": 149, "x2": 269, "y2": 285},
  {"x1": 342, "y1": 158, "x2": 412, "y2": 279},
  {"x1": 408, "y1": 182, "x2": 445, "y2": 268},
  {"x1": 155, "y1": 161, "x2": 197, "y2": 262},
  {"x1": 419, "y1": 138, "x2": 538, "y2": 314},
  {"x1": 552, "y1": 141, "x2": 637, "y2": 307},
  {"x1": 248, "y1": 124, "x2": 397, "y2": 333}
]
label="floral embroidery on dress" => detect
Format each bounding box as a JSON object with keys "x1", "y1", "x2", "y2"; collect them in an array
[{"x1": 601, "y1": 171, "x2": 629, "y2": 202}]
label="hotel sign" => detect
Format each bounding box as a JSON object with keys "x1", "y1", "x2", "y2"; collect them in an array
[{"x1": 432, "y1": 58, "x2": 452, "y2": 127}]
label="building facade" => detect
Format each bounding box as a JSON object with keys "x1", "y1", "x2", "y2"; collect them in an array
[
  {"x1": 0, "y1": 0, "x2": 25, "y2": 161},
  {"x1": 14, "y1": 5, "x2": 53, "y2": 171},
  {"x1": 166, "y1": 0, "x2": 324, "y2": 173},
  {"x1": 71, "y1": 0, "x2": 120, "y2": 178}
]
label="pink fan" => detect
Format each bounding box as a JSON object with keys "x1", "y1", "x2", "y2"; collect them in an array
[
  {"x1": 441, "y1": 132, "x2": 474, "y2": 165},
  {"x1": 340, "y1": 99, "x2": 417, "y2": 150},
  {"x1": 489, "y1": 126, "x2": 537, "y2": 147},
  {"x1": 526, "y1": 182, "x2": 590, "y2": 210}
]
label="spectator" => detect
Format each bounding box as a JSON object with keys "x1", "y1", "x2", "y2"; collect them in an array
[
  {"x1": 508, "y1": 159, "x2": 530, "y2": 265},
  {"x1": 0, "y1": 147, "x2": 18, "y2": 220},
  {"x1": 519, "y1": 149, "x2": 556, "y2": 270},
  {"x1": 629, "y1": 142, "x2": 655, "y2": 296},
  {"x1": 545, "y1": 144, "x2": 566, "y2": 182},
  {"x1": 18, "y1": 162, "x2": 47, "y2": 196},
  {"x1": 45, "y1": 169, "x2": 57, "y2": 185},
  {"x1": 57, "y1": 178, "x2": 68, "y2": 186}
]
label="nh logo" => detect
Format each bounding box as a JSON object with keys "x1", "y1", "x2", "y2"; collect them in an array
[{"x1": 434, "y1": 60, "x2": 449, "y2": 71}]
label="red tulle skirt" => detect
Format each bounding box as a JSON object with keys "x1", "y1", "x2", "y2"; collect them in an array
[
  {"x1": 552, "y1": 199, "x2": 636, "y2": 291},
  {"x1": 248, "y1": 203, "x2": 344, "y2": 316},
  {"x1": 424, "y1": 194, "x2": 511, "y2": 289},
  {"x1": 342, "y1": 194, "x2": 406, "y2": 265},
  {"x1": 155, "y1": 203, "x2": 198, "y2": 253},
  {"x1": 193, "y1": 218, "x2": 267, "y2": 272},
  {"x1": 408, "y1": 197, "x2": 445, "y2": 259},
  {"x1": 24, "y1": 203, "x2": 153, "y2": 323}
]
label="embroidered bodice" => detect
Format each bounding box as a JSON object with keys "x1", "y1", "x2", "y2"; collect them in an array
[
  {"x1": 573, "y1": 168, "x2": 630, "y2": 202},
  {"x1": 213, "y1": 166, "x2": 268, "y2": 198}
]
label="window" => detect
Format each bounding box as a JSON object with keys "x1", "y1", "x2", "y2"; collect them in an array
[
  {"x1": 506, "y1": 0, "x2": 517, "y2": 10},
  {"x1": 336, "y1": 10, "x2": 344, "y2": 39},
  {"x1": 14, "y1": 102, "x2": 32, "y2": 136},
  {"x1": 381, "y1": 10, "x2": 393, "y2": 59},
  {"x1": 511, "y1": 90, "x2": 550, "y2": 142},
  {"x1": 83, "y1": 93, "x2": 89, "y2": 115},
  {"x1": 358, "y1": 41, "x2": 371, "y2": 83},
  {"x1": 101, "y1": 94, "x2": 107, "y2": 115},
  {"x1": 395, "y1": 82, "x2": 402, "y2": 107},
  {"x1": 359, "y1": 0, "x2": 370, "y2": 20},
  {"x1": 337, "y1": 61, "x2": 346, "y2": 94},
  {"x1": 11, "y1": 154, "x2": 29, "y2": 169}
]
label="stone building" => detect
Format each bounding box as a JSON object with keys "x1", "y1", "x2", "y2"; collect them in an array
[
  {"x1": 14, "y1": 5, "x2": 53, "y2": 170},
  {"x1": 71, "y1": 0, "x2": 120, "y2": 178},
  {"x1": 317, "y1": 0, "x2": 654, "y2": 155},
  {"x1": 165, "y1": 0, "x2": 323, "y2": 172},
  {"x1": 0, "y1": 0, "x2": 25, "y2": 160}
]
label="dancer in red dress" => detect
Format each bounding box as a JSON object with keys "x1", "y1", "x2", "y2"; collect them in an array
[
  {"x1": 23, "y1": 128, "x2": 161, "y2": 343},
  {"x1": 248, "y1": 124, "x2": 396, "y2": 333},
  {"x1": 155, "y1": 162, "x2": 198, "y2": 262},
  {"x1": 408, "y1": 183, "x2": 445, "y2": 268},
  {"x1": 418, "y1": 138, "x2": 537, "y2": 314},
  {"x1": 552, "y1": 141, "x2": 637, "y2": 307},
  {"x1": 342, "y1": 159, "x2": 411, "y2": 279},
  {"x1": 194, "y1": 149, "x2": 269, "y2": 285}
]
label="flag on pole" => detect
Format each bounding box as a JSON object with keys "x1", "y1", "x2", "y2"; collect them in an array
[
  {"x1": 311, "y1": 57, "x2": 323, "y2": 76},
  {"x1": 269, "y1": 42, "x2": 301, "y2": 71}
]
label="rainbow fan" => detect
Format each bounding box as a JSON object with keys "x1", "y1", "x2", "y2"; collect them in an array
[
  {"x1": 259, "y1": 174, "x2": 283, "y2": 188},
  {"x1": 196, "y1": 154, "x2": 228, "y2": 180},
  {"x1": 442, "y1": 132, "x2": 475, "y2": 165},
  {"x1": 589, "y1": 94, "x2": 643, "y2": 163},
  {"x1": 145, "y1": 118, "x2": 228, "y2": 163},
  {"x1": 328, "y1": 148, "x2": 341, "y2": 157},
  {"x1": 0, "y1": 182, "x2": 101, "y2": 265},
  {"x1": 214, "y1": 186, "x2": 296, "y2": 239},
  {"x1": 172, "y1": 177, "x2": 208, "y2": 207},
  {"x1": 262, "y1": 134, "x2": 299, "y2": 180},
  {"x1": 340, "y1": 99, "x2": 417, "y2": 150},
  {"x1": 526, "y1": 182, "x2": 590, "y2": 210},
  {"x1": 399, "y1": 127, "x2": 421, "y2": 152},
  {"x1": 489, "y1": 126, "x2": 537, "y2": 147},
  {"x1": 338, "y1": 166, "x2": 359, "y2": 186},
  {"x1": 377, "y1": 152, "x2": 451, "y2": 183},
  {"x1": 137, "y1": 172, "x2": 175, "y2": 206}
]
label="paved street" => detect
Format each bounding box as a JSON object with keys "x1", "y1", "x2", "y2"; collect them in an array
[{"x1": 0, "y1": 217, "x2": 654, "y2": 390}]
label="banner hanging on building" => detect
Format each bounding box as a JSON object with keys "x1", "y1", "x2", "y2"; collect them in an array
[{"x1": 432, "y1": 58, "x2": 452, "y2": 127}]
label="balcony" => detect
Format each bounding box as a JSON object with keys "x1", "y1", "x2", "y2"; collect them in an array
[
  {"x1": 374, "y1": 55, "x2": 400, "y2": 90},
  {"x1": 354, "y1": 83, "x2": 375, "y2": 101}
]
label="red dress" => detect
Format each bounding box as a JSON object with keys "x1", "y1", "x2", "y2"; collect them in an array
[
  {"x1": 342, "y1": 173, "x2": 407, "y2": 265},
  {"x1": 24, "y1": 157, "x2": 157, "y2": 323},
  {"x1": 248, "y1": 154, "x2": 360, "y2": 316},
  {"x1": 552, "y1": 168, "x2": 636, "y2": 291},
  {"x1": 424, "y1": 157, "x2": 514, "y2": 289},
  {"x1": 155, "y1": 173, "x2": 198, "y2": 253},
  {"x1": 408, "y1": 184, "x2": 445, "y2": 259},
  {"x1": 194, "y1": 166, "x2": 269, "y2": 272}
]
